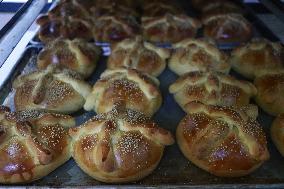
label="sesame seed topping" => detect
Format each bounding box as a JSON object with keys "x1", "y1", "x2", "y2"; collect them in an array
[
  {"x1": 46, "y1": 80, "x2": 74, "y2": 104},
  {"x1": 117, "y1": 132, "x2": 149, "y2": 155}
]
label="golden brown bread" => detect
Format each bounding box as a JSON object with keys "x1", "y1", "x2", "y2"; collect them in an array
[
  {"x1": 191, "y1": 0, "x2": 241, "y2": 11},
  {"x1": 200, "y1": 0, "x2": 242, "y2": 17},
  {"x1": 90, "y1": 1, "x2": 139, "y2": 18},
  {"x1": 69, "y1": 104, "x2": 174, "y2": 183},
  {"x1": 176, "y1": 101, "x2": 269, "y2": 177},
  {"x1": 142, "y1": 1, "x2": 183, "y2": 17},
  {"x1": 36, "y1": 15, "x2": 94, "y2": 43},
  {"x1": 84, "y1": 68, "x2": 162, "y2": 117},
  {"x1": 107, "y1": 36, "x2": 170, "y2": 77},
  {"x1": 37, "y1": 38, "x2": 101, "y2": 78},
  {"x1": 201, "y1": 1, "x2": 240, "y2": 12},
  {"x1": 202, "y1": 13, "x2": 252, "y2": 43},
  {"x1": 0, "y1": 106, "x2": 75, "y2": 183},
  {"x1": 254, "y1": 70, "x2": 284, "y2": 116},
  {"x1": 169, "y1": 38, "x2": 230, "y2": 75},
  {"x1": 142, "y1": 14, "x2": 201, "y2": 43},
  {"x1": 94, "y1": 0, "x2": 138, "y2": 9},
  {"x1": 93, "y1": 15, "x2": 140, "y2": 43},
  {"x1": 47, "y1": 0, "x2": 92, "y2": 19},
  {"x1": 13, "y1": 65, "x2": 91, "y2": 114},
  {"x1": 70, "y1": 0, "x2": 102, "y2": 14},
  {"x1": 271, "y1": 114, "x2": 284, "y2": 157},
  {"x1": 36, "y1": 0, "x2": 98, "y2": 43},
  {"x1": 169, "y1": 71, "x2": 257, "y2": 111},
  {"x1": 230, "y1": 38, "x2": 284, "y2": 79}
]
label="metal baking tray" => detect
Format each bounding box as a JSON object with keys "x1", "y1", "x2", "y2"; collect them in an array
[
  {"x1": 29, "y1": 1, "x2": 279, "y2": 50},
  {"x1": 1, "y1": 45, "x2": 284, "y2": 188}
]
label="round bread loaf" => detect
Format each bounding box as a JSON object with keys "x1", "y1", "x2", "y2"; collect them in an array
[
  {"x1": 36, "y1": 0, "x2": 95, "y2": 43},
  {"x1": 13, "y1": 65, "x2": 91, "y2": 114},
  {"x1": 84, "y1": 68, "x2": 162, "y2": 117},
  {"x1": 69, "y1": 104, "x2": 174, "y2": 183},
  {"x1": 36, "y1": 15, "x2": 94, "y2": 43},
  {"x1": 93, "y1": 15, "x2": 140, "y2": 43},
  {"x1": 0, "y1": 106, "x2": 75, "y2": 183},
  {"x1": 176, "y1": 102, "x2": 269, "y2": 177},
  {"x1": 200, "y1": 0, "x2": 242, "y2": 18},
  {"x1": 107, "y1": 36, "x2": 170, "y2": 77},
  {"x1": 230, "y1": 38, "x2": 284, "y2": 79},
  {"x1": 142, "y1": 14, "x2": 201, "y2": 43},
  {"x1": 169, "y1": 38, "x2": 230, "y2": 75},
  {"x1": 202, "y1": 13, "x2": 252, "y2": 43},
  {"x1": 47, "y1": 0, "x2": 92, "y2": 19},
  {"x1": 254, "y1": 70, "x2": 284, "y2": 116},
  {"x1": 37, "y1": 38, "x2": 101, "y2": 78},
  {"x1": 169, "y1": 71, "x2": 257, "y2": 111}
]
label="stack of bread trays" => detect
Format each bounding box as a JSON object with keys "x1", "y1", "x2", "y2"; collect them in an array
[{"x1": 1, "y1": 0, "x2": 284, "y2": 185}]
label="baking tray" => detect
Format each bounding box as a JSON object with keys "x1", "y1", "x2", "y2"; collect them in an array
[
  {"x1": 29, "y1": 1, "x2": 279, "y2": 50},
  {"x1": 1, "y1": 45, "x2": 284, "y2": 188}
]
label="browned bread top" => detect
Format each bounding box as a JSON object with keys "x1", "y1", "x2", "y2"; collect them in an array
[
  {"x1": 108, "y1": 36, "x2": 170, "y2": 76},
  {"x1": 143, "y1": 1, "x2": 183, "y2": 17},
  {"x1": 93, "y1": 15, "x2": 140, "y2": 42},
  {"x1": 192, "y1": 0, "x2": 241, "y2": 11},
  {"x1": 36, "y1": 15, "x2": 94, "y2": 43},
  {"x1": 254, "y1": 70, "x2": 284, "y2": 116},
  {"x1": 169, "y1": 38, "x2": 230, "y2": 75},
  {"x1": 90, "y1": 1, "x2": 139, "y2": 18},
  {"x1": 169, "y1": 71, "x2": 257, "y2": 110},
  {"x1": 200, "y1": 0, "x2": 242, "y2": 17},
  {"x1": 69, "y1": 104, "x2": 174, "y2": 183},
  {"x1": 177, "y1": 102, "x2": 269, "y2": 177},
  {"x1": 0, "y1": 106, "x2": 75, "y2": 183},
  {"x1": 84, "y1": 68, "x2": 162, "y2": 116},
  {"x1": 142, "y1": 14, "x2": 201, "y2": 43},
  {"x1": 230, "y1": 38, "x2": 284, "y2": 79},
  {"x1": 37, "y1": 38, "x2": 101, "y2": 78},
  {"x1": 202, "y1": 13, "x2": 252, "y2": 43},
  {"x1": 13, "y1": 65, "x2": 91, "y2": 114},
  {"x1": 47, "y1": 0, "x2": 92, "y2": 19}
]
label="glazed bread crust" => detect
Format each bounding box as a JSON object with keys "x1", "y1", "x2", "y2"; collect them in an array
[
  {"x1": 13, "y1": 65, "x2": 91, "y2": 114},
  {"x1": 0, "y1": 106, "x2": 75, "y2": 183},
  {"x1": 202, "y1": 13, "x2": 252, "y2": 43},
  {"x1": 169, "y1": 71, "x2": 257, "y2": 111},
  {"x1": 254, "y1": 70, "x2": 284, "y2": 116},
  {"x1": 37, "y1": 38, "x2": 101, "y2": 78},
  {"x1": 230, "y1": 38, "x2": 284, "y2": 79},
  {"x1": 169, "y1": 38, "x2": 230, "y2": 75},
  {"x1": 84, "y1": 68, "x2": 162, "y2": 117},
  {"x1": 176, "y1": 102, "x2": 269, "y2": 177},
  {"x1": 108, "y1": 36, "x2": 170, "y2": 77},
  {"x1": 69, "y1": 105, "x2": 174, "y2": 183},
  {"x1": 93, "y1": 15, "x2": 140, "y2": 42},
  {"x1": 142, "y1": 14, "x2": 201, "y2": 43}
]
